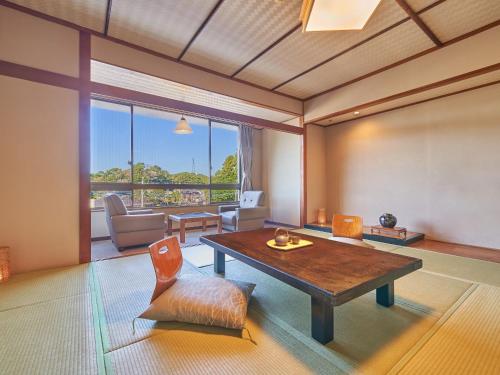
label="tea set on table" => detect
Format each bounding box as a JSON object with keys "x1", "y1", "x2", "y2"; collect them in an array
[{"x1": 266, "y1": 228, "x2": 313, "y2": 251}]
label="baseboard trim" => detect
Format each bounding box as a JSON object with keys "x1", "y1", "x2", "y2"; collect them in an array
[
  {"x1": 265, "y1": 220, "x2": 300, "y2": 229},
  {"x1": 91, "y1": 223, "x2": 218, "y2": 241},
  {"x1": 91, "y1": 236, "x2": 111, "y2": 242}
]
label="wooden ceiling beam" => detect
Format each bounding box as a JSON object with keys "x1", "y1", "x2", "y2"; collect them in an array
[
  {"x1": 305, "y1": 18, "x2": 500, "y2": 101},
  {"x1": 0, "y1": 0, "x2": 303, "y2": 106},
  {"x1": 231, "y1": 23, "x2": 302, "y2": 78},
  {"x1": 395, "y1": 0, "x2": 442, "y2": 46},
  {"x1": 91, "y1": 82, "x2": 304, "y2": 135},
  {"x1": 177, "y1": 0, "x2": 225, "y2": 61},
  {"x1": 103, "y1": 0, "x2": 112, "y2": 36},
  {"x1": 270, "y1": 0, "x2": 445, "y2": 92},
  {"x1": 326, "y1": 79, "x2": 500, "y2": 127},
  {"x1": 271, "y1": 17, "x2": 410, "y2": 91},
  {"x1": 306, "y1": 62, "x2": 500, "y2": 124}
]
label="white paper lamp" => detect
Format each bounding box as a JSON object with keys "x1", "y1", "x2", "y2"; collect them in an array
[{"x1": 174, "y1": 116, "x2": 193, "y2": 134}]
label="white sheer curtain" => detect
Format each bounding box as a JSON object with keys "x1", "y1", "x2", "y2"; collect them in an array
[{"x1": 239, "y1": 125, "x2": 253, "y2": 193}]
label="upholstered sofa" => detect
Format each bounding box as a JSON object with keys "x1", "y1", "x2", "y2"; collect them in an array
[
  {"x1": 103, "y1": 194, "x2": 166, "y2": 250},
  {"x1": 218, "y1": 191, "x2": 268, "y2": 231}
]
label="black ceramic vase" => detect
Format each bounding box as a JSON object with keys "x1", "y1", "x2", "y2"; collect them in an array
[{"x1": 379, "y1": 213, "x2": 397, "y2": 228}]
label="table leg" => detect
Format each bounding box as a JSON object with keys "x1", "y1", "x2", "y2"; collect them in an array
[
  {"x1": 214, "y1": 249, "x2": 225, "y2": 274},
  {"x1": 167, "y1": 218, "x2": 172, "y2": 236},
  {"x1": 376, "y1": 281, "x2": 394, "y2": 307},
  {"x1": 202, "y1": 218, "x2": 207, "y2": 232},
  {"x1": 311, "y1": 296, "x2": 334, "y2": 344},
  {"x1": 217, "y1": 217, "x2": 222, "y2": 234},
  {"x1": 179, "y1": 221, "x2": 186, "y2": 243}
]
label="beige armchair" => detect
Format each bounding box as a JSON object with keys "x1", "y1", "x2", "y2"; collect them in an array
[
  {"x1": 218, "y1": 191, "x2": 268, "y2": 232},
  {"x1": 103, "y1": 194, "x2": 166, "y2": 250}
]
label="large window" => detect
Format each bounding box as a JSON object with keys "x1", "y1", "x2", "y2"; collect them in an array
[{"x1": 90, "y1": 99, "x2": 239, "y2": 209}]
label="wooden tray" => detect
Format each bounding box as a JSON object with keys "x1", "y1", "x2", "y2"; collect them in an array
[{"x1": 266, "y1": 239, "x2": 313, "y2": 251}]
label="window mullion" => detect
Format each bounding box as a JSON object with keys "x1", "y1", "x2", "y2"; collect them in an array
[
  {"x1": 130, "y1": 104, "x2": 135, "y2": 206},
  {"x1": 208, "y1": 119, "x2": 212, "y2": 204}
]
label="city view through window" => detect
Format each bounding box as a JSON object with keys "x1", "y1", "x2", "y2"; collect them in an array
[{"x1": 90, "y1": 100, "x2": 239, "y2": 208}]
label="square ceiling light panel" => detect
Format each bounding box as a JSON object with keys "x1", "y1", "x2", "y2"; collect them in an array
[{"x1": 301, "y1": 0, "x2": 382, "y2": 31}]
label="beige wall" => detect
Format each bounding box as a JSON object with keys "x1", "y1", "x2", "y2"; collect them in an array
[
  {"x1": 0, "y1": 76, "x2": 80, "y2": 273},
  {"x1": 326, "y1": 84, "x2": 500, "y2": 249},
  {"x1": 0, "y1": 6, "x2": 81, "y2": 273},
  {"x1": 306, "y1": 125, "x2": 327, "y2": 223},
  {"x1": 262, "y1": 129, "x2": 301, "y2": 226},
  {"x1": 0, "y1": 6, "x2": 79, "y2": 77}
]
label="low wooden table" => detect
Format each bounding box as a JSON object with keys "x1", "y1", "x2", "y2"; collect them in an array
[
  {"x1": 167, "y1": 212, "x2": 222, "y2": 243},
  {"x1": 201, "y1": 228, "x2": 422, "y2": 344}
]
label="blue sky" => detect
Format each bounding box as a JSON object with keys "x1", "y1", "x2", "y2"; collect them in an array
[{"x1": 91, "y1": 106, "x2": 238, "y2": 175}]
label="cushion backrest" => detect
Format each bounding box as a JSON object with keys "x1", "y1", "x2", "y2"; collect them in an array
[
  {"x1": 332, "y1": 214, "x2": 363, "y2": 239},
  {"x1": 148, "y1": 237, "x2": 183, "y2": 303},
  {"x1": 103, "y1": 194, "x2": 127, "y2": 217},
  {"x1": 240, "y1": 191, "x2": 264, "y2": 208}
]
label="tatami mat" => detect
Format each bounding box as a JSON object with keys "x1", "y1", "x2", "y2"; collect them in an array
[
  {"x1": 394, "y1": 246, "x2": 500, "y2": 286},
  {"x1": 0, "y1": 264, "x2": 90, "y2": 312},
  {"x1": 199, "y1": 259, "x2": 473, "y2": 375},
  {"x1": 397, "y1": 284, "x2": 500, "y2": 374},
  {"x1": 92, "y1": 254, "x2": 200, "y2": 352},
  {"x1": 181, "y1": 244, "x2": 235, "y2": 268},
  {"x1": 94, "y1": 253, "x2": 348, "y2": 374},
  {"x1": 0, "y1": 293, "x2": 98, "y2": 375},
  {"x1": 106, "y1": 310, "x2": 346, "y2": 375},
  {"x1": 1, "y1": 228, "x2": 499, "y2": 375}
]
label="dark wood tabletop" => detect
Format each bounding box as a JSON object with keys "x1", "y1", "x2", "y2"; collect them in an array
[
  {"x1": 201, "y1": 228, "x2": 422, "y2": 344},
  {"x1": 201, "y1": 228, "x2": 422, "y2": 305}
]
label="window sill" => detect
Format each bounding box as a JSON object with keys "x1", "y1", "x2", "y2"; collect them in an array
[{"x1": 90, "y1": 202, "x2": 239, "y2": 213}]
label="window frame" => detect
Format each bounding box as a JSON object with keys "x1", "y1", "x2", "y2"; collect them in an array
[{"x1": 90, "y1": 97, "x2": 240, "y2": 210}]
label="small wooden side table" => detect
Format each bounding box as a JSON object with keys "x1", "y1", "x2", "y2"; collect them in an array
[{"x1": 167, "y1": 212, "x2": 222, "y2": 243}]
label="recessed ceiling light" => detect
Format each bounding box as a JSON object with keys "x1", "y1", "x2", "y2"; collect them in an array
[
  {"x1": 300, "y1": 0, "x2": 382, "y2": 32},
  {"x1": 353, "y1": 111, "x2": 360, "y2": 116}
]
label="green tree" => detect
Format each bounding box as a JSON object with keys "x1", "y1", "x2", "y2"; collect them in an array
[{"x1": 211, "y1": 154, "x2": 238, "y2": 202}]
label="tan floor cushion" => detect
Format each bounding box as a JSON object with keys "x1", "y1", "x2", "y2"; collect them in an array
[{"x1": 138, "y1": 274, "x2": 255, "y2": 329}]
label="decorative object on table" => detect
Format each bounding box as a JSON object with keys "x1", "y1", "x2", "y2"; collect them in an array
[
  {"x1": 139, "y1": 237, "x2": 255, "y2": 330},
  {"x1": 266, "y1": 238, "x2": 313, "y2": 251},
  {"x1": 267, "y1": 229, "x2": 313, "y2": 251},
  {"x1": 274, "y1": 228, "x2": 290, "y2": 246},
  {"x1": 0, "y1": 246, "x2": 10, "y2": 283},
  {"x1": 364, "y1": 226, "x2": 424, "y2": 246},
  {"x1": 379, "y1": 213, "x2": 397, "y2": 228},
  {"x1": 371, "y1": 225, "x2": 407, "y2": 239},
  {"x1": 317, "y1": 208, "x2": 327, "y2": 224},
  {"x1": 305, "y1": 222, "x2": 425, "y2": 246}
]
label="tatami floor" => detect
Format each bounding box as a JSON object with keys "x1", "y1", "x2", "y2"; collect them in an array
[{"x1": 2, "y1": 229, "x2": 500, "y2": 374}]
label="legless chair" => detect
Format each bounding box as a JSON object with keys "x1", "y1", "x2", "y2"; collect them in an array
[
  {"x1": 331, "y1": 214, "x2": 374, "y2": 248},
  {"x1": 148, "y1": 237, "x2": 183, "y2": 303}
]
